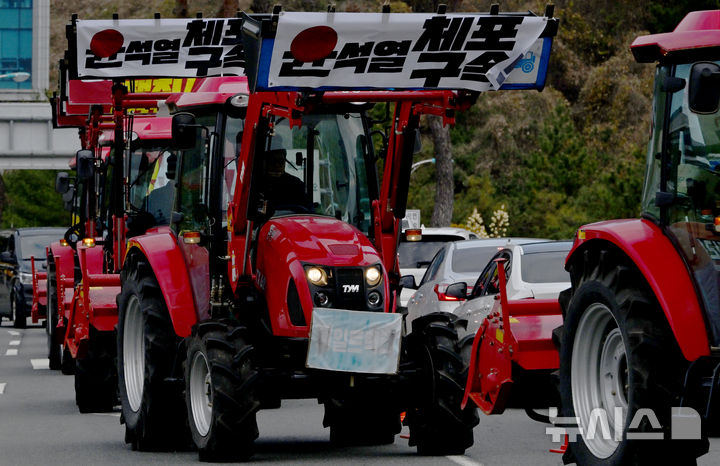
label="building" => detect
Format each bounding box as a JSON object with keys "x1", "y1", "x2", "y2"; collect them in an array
[{"x1": 0, "y1": 0, "x2": 79, "y2": 170}]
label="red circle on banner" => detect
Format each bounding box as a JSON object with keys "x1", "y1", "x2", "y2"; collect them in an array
[
  {"x1": 290, "y1": 26, "x2": 338, "y2": 62},
  {"x1": 89, "y1": 29, "x2": 124, "y2": 58}
]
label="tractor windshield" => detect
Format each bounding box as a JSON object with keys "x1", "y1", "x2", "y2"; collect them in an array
[
  {"x1": 128, "y1": 145, "x2": 176, "y2": 225},
  {"x1": 262, "y1": 112, "x2": 373, "y2": 234},
  {"x1": 643, "y1": 62, "x2": 720, "y2": 341}
]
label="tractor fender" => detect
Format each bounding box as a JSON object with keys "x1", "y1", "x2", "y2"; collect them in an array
[
  {"x1": 566, "y1": 218, "x2": 710, "y2": 361},
  {"x1": 125, "y1": 231, "x2": 197, "y2": 337},
  {"x1": 48, "y1": 241, "x2": 75, "y2": 283}
]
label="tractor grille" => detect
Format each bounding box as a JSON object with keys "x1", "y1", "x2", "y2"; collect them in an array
[{"x1": 334, "y1": 268, "x2": 364, "y2": 311}]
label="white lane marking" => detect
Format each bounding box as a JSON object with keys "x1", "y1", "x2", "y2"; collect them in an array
[
  {"x1": 92, "y1": 412, "x2": 121, "y2": 417},
  {"x1": 0, "y1": 383, "x2": 5, "y2": 394},
  {"x1": 31, "y1": 359, "x2": 49, "y2": 370},
  {"x1": 9, "y1": 340, "x2": 20, "y2": 346},
  {"x1": 5, "y1": 349, "x2": 18, "y2": 356},
  {"x1": 447, "y1": 456, "x2": 485, "y2": 466},
  {"x1": 7, "y1": 331, "x2": 20, "y2": 336}
]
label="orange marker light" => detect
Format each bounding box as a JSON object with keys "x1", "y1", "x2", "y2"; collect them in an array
[
  {"x1": 183, "y1": 231, "x2": 202, "y2": 244},
  {"x1": 405, "y1": 229, "x2": 422, "y2": 242},
  {"x1": 82, "y1": 238, "x2": 95, "y2": 247}
]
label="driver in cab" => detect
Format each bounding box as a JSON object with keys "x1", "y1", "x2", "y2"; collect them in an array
[{"x1": 263, "y1": 148, "x2": 312, "y2": 213}]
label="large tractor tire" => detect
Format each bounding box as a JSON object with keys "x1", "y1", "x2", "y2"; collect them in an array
[
  {"x1": 116, "y1": 255, "x2": 188, "y2": 451},
  {"x1": 558, "y1": 246, "x2": 708, "y2": 465},
  {"x1": 404, "y1": 312, "x2": 479, "y2": 455},
  {"x1": 61, "y1": 344, "x2": 76, "y2": 375},
  {"x1": 75, "y1": 328, "x2": 118, "y2": 413},
  {"x1": 46, "y1": 258, "x2": 62, "y2": 370},
  {"x1": 185, "y1": 320, "x2": 260, "y2": 462},
  {"x1": 324, "y1": 397, "x2": 401, "y2": 446}
]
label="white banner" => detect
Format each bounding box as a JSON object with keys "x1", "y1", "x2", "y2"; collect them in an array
[
  {"x1": 265, "y1": 12, "x2": 548, "y2": 92},
  {"x1": 74, "y1": 18, "x2": 245, "y2": 78}
]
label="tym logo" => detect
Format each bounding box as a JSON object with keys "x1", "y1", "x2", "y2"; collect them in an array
[{"x1": 343, "y1": 284, "x2": 360, "y2": 293}]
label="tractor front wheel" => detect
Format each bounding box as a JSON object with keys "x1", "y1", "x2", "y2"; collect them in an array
[
  {"x1": 185, "y1": 320, "x2": 260, "y2": 462},
  {"x1": 559, "y1": 247, "x2": 708, "y2": 465},
  {"x1": 117, "y1": 256, "x2": 188, "y2": 451},
  {"x1": 404, "y1": 312, "x2": 479, "y2": 455}
]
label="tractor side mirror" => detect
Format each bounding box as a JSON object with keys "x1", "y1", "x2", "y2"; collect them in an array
[
  {"x1": 399, "y1": 274, "x2": 417, "y2": 290},
  {"x1": 224, "y1": 93, "x2": 249, "y2": 119},
  {"x1": 62, "y1": 187, "x2": 75, "y2": 212},
  {"x1": 413, "y1": 128, "x2": 422, "y2": 154},
  {"x1": 165, "y1": 153, "x2": 177, "y2": 180},
  {"x1": 445, "y1": 282, "x2": 468, "y2": 299},
  {"x1": 55, "y1": 172, "x2": 70, "y2": 194},
  {"x1": 172, "y1": 112, "x2": 198, "y2": 150},
  {"x1": 76, "y1": 150, "x2": 95, "y2": 180},
  {"x1": 689, "y1": 62, "x2": 720, "y2": 114}
]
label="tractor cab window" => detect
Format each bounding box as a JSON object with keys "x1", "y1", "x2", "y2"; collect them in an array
[
  {"x1": 128, "y1": 145, "x2": 176, "y2": 225},
  {"x1": 221, "y1": 116, "x2": 243, "y2": 226},
  {"x1": 654, "y1": 61, "x2": 720, "y2": 344},
  {"x1": 261, "y1": 112, "x2": 373, "y2": 234},
  {"x1": 175, "y1": 115, "x2": 216, "y2": 235}
]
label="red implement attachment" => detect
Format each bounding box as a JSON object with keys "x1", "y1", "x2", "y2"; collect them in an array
[
  {"x1": 30, "y1": 256, "x2": 48, "y2": 323},
  {"x1": 462, "y1": 257, "x2": 562, "y2": 414}
]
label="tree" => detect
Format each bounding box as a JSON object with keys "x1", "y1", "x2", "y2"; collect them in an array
[{"x1": 0, "y1": 170, "x2": 68, "y2": 228}]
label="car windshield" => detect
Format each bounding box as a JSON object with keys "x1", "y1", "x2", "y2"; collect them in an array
[
  {"x1": 451, "y1": 246, "x2": 501, "y2": 274},
  {"x1": 263, "y1": 113, "x2": 372, "y2": 234},
  {"x1": 521, "y1": 250, "x2": 570, "y2": 283},
  {"x1": 398, "y1": 240, "x2": 455, "y2": 268},
  {"x1": 20, "y1": 234, "x2": 58, "y2": 261}
]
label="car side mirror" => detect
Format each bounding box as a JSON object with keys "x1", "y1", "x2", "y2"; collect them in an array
[
  {"x1": 399, "y1": 274, "x2": 417, "y2": 290},
  {"x1": 76, "y1": 149, "x2": 95, "y2": 180},
  {"x1": 55, "y1": 172, "x2": 70, "y2": 194},
  {"x1": 0, "y1": 251, "x2": 16, "y2": 264},
  {"x1": 172, "y1": 112, "x2": 198, "y2": 150},
  {"x1": 689, "y1": 62, "x2": 720, "y2": 114},
  {"x1": 445, "y1": 282, "x2": 468, "y2": 300}
]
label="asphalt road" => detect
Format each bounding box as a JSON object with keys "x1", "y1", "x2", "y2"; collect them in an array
[{"x1": 0, "y1": 321, "x2": 718, "y2": 466}]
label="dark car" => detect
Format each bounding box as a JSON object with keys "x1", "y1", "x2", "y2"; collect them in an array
[{"x1": 0, "y1": 227, "x2": 66, "y2": 328}]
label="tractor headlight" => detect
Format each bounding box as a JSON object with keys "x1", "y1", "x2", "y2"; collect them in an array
[
  {"x1": 306, "y1": 266, "x2": 328, "y2": 286},
  {"x1": 365, "y1": 266, "x2": 381, "y2": 287}
]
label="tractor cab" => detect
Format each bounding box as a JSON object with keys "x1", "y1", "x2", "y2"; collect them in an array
[{"x1": 632, "y1": 10, "x2": 720, "y2": 345}]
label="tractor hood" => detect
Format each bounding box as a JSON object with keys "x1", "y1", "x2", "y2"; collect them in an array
[{"x1": 258, "y1": 215, "x2": 381, "y2": 267}]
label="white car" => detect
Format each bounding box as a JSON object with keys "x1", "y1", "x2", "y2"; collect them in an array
[
  {"x1": 450, "y1": 240, "x2": 572, "y2": 336},
  {"x1": 397, "y1": 226, "x2": 477, "y2": 307},
  {"x1": 404, "y1": 238, "x2": 545, "y2": 326}
]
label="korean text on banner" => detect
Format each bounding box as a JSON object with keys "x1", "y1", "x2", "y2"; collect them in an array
[
  {"x1": 266, "y1": 12, "x2": 547, "y2": 92},
  {"x1": 75, "y1": 18, "x2": 246, "y2": 78}
]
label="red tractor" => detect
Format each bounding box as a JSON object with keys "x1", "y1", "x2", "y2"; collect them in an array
[
  {"x1": 46, "y1": 63, "x2": 189, "y2": 412},
  {"x1": 463, "y1": 9, "x2": 720, "y2": 466},
  {"x1": 64, "y1": 7, "x2": 557, "y2": 459}
]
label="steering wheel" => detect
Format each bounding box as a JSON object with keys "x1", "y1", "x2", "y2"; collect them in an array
[{"x1": 64, "y1": 222, "x2": 83, "y2": 248}]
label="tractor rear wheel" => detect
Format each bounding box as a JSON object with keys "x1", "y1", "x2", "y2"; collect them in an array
[
  {"x1": 185, "y1": 320, "x2": 260, "y2": 462},
  {"x1": 404, "y1": 312, "x2": 478, "y2": 455},
  {"x1": 117, "y1": 256, "x2": 188, "y2": 451},
  {"x1": 46, "y1": 259, "x2": 61, "y2": 370},
  {"x1": 559, "y1": 247, "x2": 707, "y2": 465},
  {"x1": 75, "y1": 328, "x2": 117, "y2": 413}
]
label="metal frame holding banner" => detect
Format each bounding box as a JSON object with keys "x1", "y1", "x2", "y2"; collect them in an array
[{"x1": 65, "y1": 9, "x2": 557, "y2": 93}]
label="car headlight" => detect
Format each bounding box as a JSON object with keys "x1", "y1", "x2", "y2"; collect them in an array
[
  {"x1": 306, "y1": 266, "x2": 328, "y2": 286},
  {"x1": 365, "y1": 266, "x2": 381, "y2": 287},
  {"x1": 19, "y1": 272, "x2": 33, "y2": 286}
]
